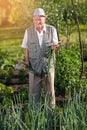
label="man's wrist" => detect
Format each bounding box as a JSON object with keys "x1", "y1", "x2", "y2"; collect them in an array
[
  {"x1": 25, "y1": 60, "x2": 29, "y2": 67},
  {"x1": 26, "y1": 60, "x2": 29, "y2": 62}
]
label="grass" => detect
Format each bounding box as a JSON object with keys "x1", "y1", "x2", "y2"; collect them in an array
[
  {"x1": 0, "y1": 90, "x2": 86, "y2": 130},
  {"x1": 0, "y1": 26, "x2": 25, "y2": 57}
]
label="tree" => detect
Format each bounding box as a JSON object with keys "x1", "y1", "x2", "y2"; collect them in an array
[
  {"x1": 8, "y1": 0, "x2": 37, "y2": 26},
  {"x1": 0, "y1": 7, "x2": 6, "y2": 25},
  {"x1": 0, "y1": 0, "x2": 11, "y2": 25}
]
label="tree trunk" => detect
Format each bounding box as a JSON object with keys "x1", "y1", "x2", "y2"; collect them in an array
[{"x1": 71, "y1": 0, "x2": 84, "y2": 78}]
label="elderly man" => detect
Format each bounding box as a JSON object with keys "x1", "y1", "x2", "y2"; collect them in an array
[{"x1": 22, "y1": 8, "x2": 59, "y2": 107}]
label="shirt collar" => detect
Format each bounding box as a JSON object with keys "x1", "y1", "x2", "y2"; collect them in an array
[{"x1": 35, "y1": 24, "x2": 46, "y2": 33}]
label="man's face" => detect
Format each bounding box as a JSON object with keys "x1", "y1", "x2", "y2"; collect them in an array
[{"x1": 33, "y1": 16, "x2": 46, "y2": 28}]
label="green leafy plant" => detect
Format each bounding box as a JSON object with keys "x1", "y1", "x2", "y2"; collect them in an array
[
  {"x1": 0, "y1": 90, "x2": 86, "y2": 130},
  {"x1": 59, "y1": 91, "x2": 87, "y2": 130},
  {"x1": 55, "y1": 49, "x2": 81, "y2": 96},
  {"x1": 18, "y1": 69, "x2": 27, "y2": 84},
  {"x1": 0, "y1": 50, "x2": 14, "y2": 85}
]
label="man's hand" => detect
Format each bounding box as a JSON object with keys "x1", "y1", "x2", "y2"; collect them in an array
[
  {"x1": 51, "y1": 40, "x2": 63, "y2": 51},
  {"x1": 51, "y1": 45, "x2": 59, "y2": 51}
]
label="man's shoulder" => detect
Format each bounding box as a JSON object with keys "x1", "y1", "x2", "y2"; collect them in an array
[{"x1": 26, "y1": 25, "x2": 34, "y2": 31}]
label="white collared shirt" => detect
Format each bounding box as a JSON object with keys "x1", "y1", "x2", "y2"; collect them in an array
[
  {"x1": 22, "y1": 24, "x2": 58, "y2": 48},
  {"x1": 36, "y1": 25, "x2": 46, "y2": 46}
]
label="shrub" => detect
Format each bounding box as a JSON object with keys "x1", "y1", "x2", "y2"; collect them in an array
[{"x1": 55, "y1": 49, "x2": 81, "y2": 96}]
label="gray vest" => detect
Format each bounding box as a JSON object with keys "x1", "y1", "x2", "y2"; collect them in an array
[{"x1": 27, "y1": 24, "x2": 55, "y2": 74}]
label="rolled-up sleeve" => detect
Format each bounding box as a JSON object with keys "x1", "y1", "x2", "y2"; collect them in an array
[
  {"x1": 52, "y1": 27, "x2": 58, "y2": 45},
  {"x1": 22, "y1": 29, "x2": 28, "y2": 48}
]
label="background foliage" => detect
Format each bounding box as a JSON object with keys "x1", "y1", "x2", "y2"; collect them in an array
[{"x1": 0, "y1": 0, "x2": 87, "y2": 129}]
